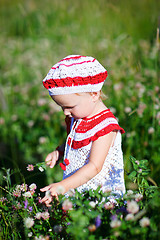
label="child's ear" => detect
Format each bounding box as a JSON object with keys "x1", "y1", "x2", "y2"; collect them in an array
[{"x1": 91, "y1": 91, "x2": 101, "y2": 102}]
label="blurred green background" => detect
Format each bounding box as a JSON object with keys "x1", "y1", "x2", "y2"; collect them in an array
[{"x1": 0, "y1": 0, "x2": 160, "y2": 189}]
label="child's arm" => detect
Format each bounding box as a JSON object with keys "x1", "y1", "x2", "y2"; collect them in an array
[
  {"x1": 45, "y1": 143, "x2": 65, "y2": 168},
  {"x1": 40, "y1": 131, "x2": 116, "y2": 205}
]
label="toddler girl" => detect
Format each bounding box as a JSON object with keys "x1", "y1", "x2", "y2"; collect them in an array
[{"x1": 40, "y1": 55, "x2": 125, "y2": 206}]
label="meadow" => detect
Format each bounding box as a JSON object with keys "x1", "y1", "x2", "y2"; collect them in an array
[{"x1": 0, "y1": 0, "x2": 160, "y2": 239}]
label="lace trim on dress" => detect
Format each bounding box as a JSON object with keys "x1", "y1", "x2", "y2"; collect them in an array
[
  {"x1": 76, "y1": 109, "x2": 117, "y2": 133},
  {"x1": 67, "y1": 124, "x2": 124, "y2": 149}
]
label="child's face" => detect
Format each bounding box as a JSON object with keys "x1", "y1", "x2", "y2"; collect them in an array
[{"x1": 51, "y1": 93, "x2": 99, "y2": 119}]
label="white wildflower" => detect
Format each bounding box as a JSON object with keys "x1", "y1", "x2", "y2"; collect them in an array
[
  {"x1": 41, "y1": 211, "x2": 50, "y2": 220},
  {"x1": 110, "y1": 219, "x2": 121, "y2": 228},
  {"x1": 62, "y1": 199, "x2": 73, "y2": 211},
  {"x1": 89, "y1": 201, "x2": 96, "y2": 208},
  {"x1": 24, "y1": 217, "x2": 34, "y2": 228},
  {"x1": 104, "y1": 202, "x2": 114, "y2": 210},
  {"x1": 127, "y1": 200, "x2": 139, "y2": 214},
  {"x1": 35, "y1": 212, "x2": 42, "y2": 219},
  {"x1": 20, "y1": 183, "x2": 28, "y2": 192},
  {"x1": 148, "y1": 127, "x2": 155, "y2": 134},
  {"x1": 126, "y1": 190, "x2": 133, "y2": 196},
  {"x1": 67, "y1": 188, "x2": 75, "y2": 197},
  {"x1": 56, "y1": 185, "x2": 65, "y2": 195},
  {"x1": 139, "y1": 217, "x2": 150, "y2": 227},
  {"x1": 29, "y1": 183, "x2": 37, "y2": 191},
  {"x1": 28, "y1": 232, "x2": 33, "y2": 237},
  {"x1": 135, "y1": 193, "x2": 143, "y2": 202},
  {"x1": 23, "y1": 191, "x2": 32, "y2": 198},
  {"x1": 125, "y1": 213, "x2": 134, "y2": 221},
  {"x1": 124, "y1": 107, "x2": 132, "y2": 113}
]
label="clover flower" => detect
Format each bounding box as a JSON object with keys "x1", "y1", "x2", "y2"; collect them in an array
[
  {"x1": 135, "y1": 193, "x2": 143, "y2": 202},
  {"x1": 67, "y1": 188, "x2": 75, "y2": 197},
  {"x1": 104, "y1": 202, "x2": 114, "y2": 210},
  {"x1": 23, "y1": 191, "x2": 32, "y2": 198},
  {"x1": 13, "y1": 189, "x2": 21, "y2": 197},
  {"x1": 110, "y1": 219, "x2": 121, "y2": 228},
  {"x1": 139, "y1": 217, "x2": 150, "y2": 227},
  {"x1": 62, "y1": 199, "x2": 73, "y2": 211},
  {"x1": 89, "y1": 201, "x2": 96, "y2": 208},
  {"x1": 56, "y1": 185, "x2": 65, "y2": 195},
  {"x1": 20, "y1": 183, "x2": 28, "y2": 192},
  {"x1": 126, "y1": 190, "x2": 134, "y2": 196},
  {"x1": 35, "y1": 212, "x2": 42, "y2": 220},
  {"x1": 29, "y1": 183, "x2": 37, "y2": 191},
  {"x1": 24, "y1": 217, "x2": 34, "y2": 228},
  {"x1": 127, "y1": 200, "x2": 139, "y2": 214},
  {"x1": 28, "y1": 232, "x2": 33, "y2": 237},
  {"x1": 125, "y1": 213, "x2": 134, "y2": 221},
  {"x1": 148, "y1": 127, "x2": 155, "y2": 134},
  {"x1": 41, "y1": 211, "x2": 50, "y2": 220}
]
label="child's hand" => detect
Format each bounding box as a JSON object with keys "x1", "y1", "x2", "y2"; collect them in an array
[
  {"x1": 45, "y1": 150, "x2": 59, "y2": 168},
  {"x1": 40, "y1": 182, "x2": 64, "y2": 206}
]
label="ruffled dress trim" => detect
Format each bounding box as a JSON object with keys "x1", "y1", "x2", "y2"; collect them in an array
[{"x1": 65, "y1": 109, "x2": 125, "y2": 149}]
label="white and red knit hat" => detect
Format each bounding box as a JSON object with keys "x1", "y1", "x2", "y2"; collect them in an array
[{"x1": 43, "y1": 55, "x2": 108, "y2": 95}]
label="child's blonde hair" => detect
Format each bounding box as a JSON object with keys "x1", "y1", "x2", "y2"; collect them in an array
[{"x1": 76, "y1": 90, "x2": 107, "y2": 101}]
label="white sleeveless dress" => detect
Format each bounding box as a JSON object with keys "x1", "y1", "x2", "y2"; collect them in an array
[{"x1": 60, "y1": 109, "x2": 125, "y2": 196}]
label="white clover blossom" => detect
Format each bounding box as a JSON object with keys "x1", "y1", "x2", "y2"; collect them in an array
[
  {"x1": 135, "y1": 193, "x2": 143, "y2": 202},
  {"x1": 148, "y1": 127, "x2": 155, "y2": 134},
  {"x1": 126, "y1": 190, "x2": 134, "y2": 196},
  {"x1": 24, "y1": 217, "x2": 34, "y2": 228},
  {"x1": 124, "y1": 107, "x2": 132, "y2": 113},
  {"x1": 29, "y1": 183, "x2": 37, "y2": 191},
  {"x1": 125, "y1": 213, "x2": 134, "y2": 221},
  {"x1": 20, "y1": 183, "x2": 28, "y2": 192},
  {"x1": 62, "y1": 199, "x2": 73, "y2": 211},
  {"x1": 15, "y1": 185, "x2": 21, "y2": 191},
  {"x1": 35, "y1": 212, "x2": 42, "y2": 220},
  {"x1": 89, "y1": 201, "x2": 96, "y2": 208},
  {"x1": 56, "y1": 185, "x2": 65, "y2": 195},
  {"x1": 13, "y1": 189, "x2": 21, "y2": 197},
  {"x1": 104, "y1": 202, "x2": 114, "y2": 210},
  {"x1": 39, "y1": 136, "x2": 47, "y2": 144},
  {"x1": 67, "y1": 188, "x2": 75, "y2": 197},
  {"x1": 127, "y1": 200, "x2": 139, "y2": 214},
  {"x1": 139, "y1": 217, "x2": 150, "y2": 227},
  {"x1": 28, "y1": 232, "x2": 33, "y2": 237},
  {"x1": 41, "y1": 211, "x2": 50, "y2": 220},
  {"x1": 23, "y1": 191, "x2": 32, "y2": 198},
  {"x1": 110, "y1": 219, "x2": 121, "y2": 228}
]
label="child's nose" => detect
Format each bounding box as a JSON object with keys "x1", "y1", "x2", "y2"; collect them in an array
[{"x1": 63, "y1": 108, "x2": 71, "y2": 116}]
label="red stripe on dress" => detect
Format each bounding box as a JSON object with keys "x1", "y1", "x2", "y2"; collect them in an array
[
  {"x1": 67, "y1": 124, "x2": 125, "y2": 149},
  {"x1": 43, "y1": 71, "x2": 108, "y2": 89},
  {"x1": 76, "y1": 112, "x2": 117, "y2": 133}
]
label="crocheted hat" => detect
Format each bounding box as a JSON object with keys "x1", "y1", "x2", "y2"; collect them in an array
[{"x1": 43, "y1": 55, "x2": 108, "y2": 95}]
